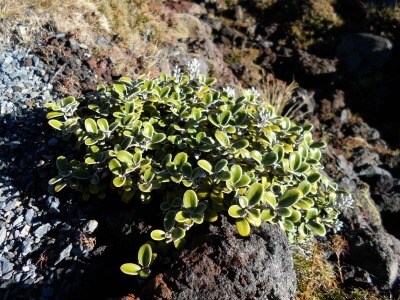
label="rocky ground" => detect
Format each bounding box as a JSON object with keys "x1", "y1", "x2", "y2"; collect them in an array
[{"x1": 1, "y1": 0, "x2": 400, "y2": 299}]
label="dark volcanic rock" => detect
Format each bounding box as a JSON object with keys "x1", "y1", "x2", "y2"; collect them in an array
[
  {"x1": 141, "y1": 216, "x2": 296, "y2": 300},
  {"x1": 337, "y1": 33, "x2": 392, "y2": 75}
]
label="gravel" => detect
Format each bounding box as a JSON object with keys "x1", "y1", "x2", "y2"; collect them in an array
[{"x1": 0, "y1": 38, "x2": 99, "y2": 299}]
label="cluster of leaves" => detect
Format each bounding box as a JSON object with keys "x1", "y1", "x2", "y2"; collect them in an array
[{"x1": 46, "y1": 67, "x2": 347, "y2": 277}]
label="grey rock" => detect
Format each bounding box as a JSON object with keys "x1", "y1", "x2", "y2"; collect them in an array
[
  {"x1": 0, "y1": 227, "x2": 6, "y2": 245},
  {"x1": 82, "y1": 220, "x2": 98, "y2": 234},
  {"x1": 24, "y1": 208, "x2": 35, "y2": 223},
  {"x1": 34, "y1": 223, "x2": 51, "y2": 238},
  {"x1": 2, "y1": 56, "x2": 13, "y2": 68},
  {"x1": 41, "y1": 287, "x2": 54, "y2": 297},
  {"x1": 55, "y1": 243, "x2": 73, "y2": 265},
  {"x1": 0, "y1": 258, "x2": 14, "y2": 274}
]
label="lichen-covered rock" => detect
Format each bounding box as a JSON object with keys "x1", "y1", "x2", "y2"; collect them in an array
[{"x1": 140, "y1": 216, "x2": 296, "y2": 300}]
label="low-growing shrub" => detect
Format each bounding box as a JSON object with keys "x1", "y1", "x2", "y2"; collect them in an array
[{"x1": 46, "y1": 60, "x2": 347, "y2": 277}]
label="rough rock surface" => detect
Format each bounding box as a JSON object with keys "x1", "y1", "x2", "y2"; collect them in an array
[{"x1": 141, "y1": 216, "x2": 296, "y2": 300}]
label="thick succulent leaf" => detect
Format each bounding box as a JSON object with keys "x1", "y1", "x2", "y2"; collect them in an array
[
  {"x1": 120, "y1": 263, "x2": 141, "y2": 275},
  {"x1": 164, "y1": 210, "x2": 177, "y2": 231},
  {"x1": 309, "y1": 141, "x2": 326, "y2": 149},
  {"x1": 175, "y1": 211, "x2": 190, "y2": 223},
  {"x1": 264, "y1": 191, "x2": 277, "y2": 207},
  {"x1": 234, "y1": 174, "x2": 251, "y2": 187},
  {"x1": 231, "y1": 139, "x2": 249, "y2": 150},
  {"x1": 278, "y1": 188, "x2": 303, "y2": 208},
  {"x1": 174, "y1": 152, "x2": 188, "y2": 169},
  {"x1": 215, "y1": 171, "x2": 231, "y2": 181},
  {"x1": 142, "y1": 123, "x2": 154, "y2": 138},
  {"x1": 228, "y1": 205, "x2": 246, "y2": 218},
  {"x1": 305, "y1": 208, "x2": 318, "y2": 221},
  {"x1": 283, "y1": 220, "x2": 295, "y2": 232},
  {"x1": 49, "y1": 119, "x2": 63, "y2": 130},
  {"x1": 298, "y1": 181, "x2": 311, "y2": 195},
  {"x1": 113, "y1": 176, "x2": 126, "y2": 188},
  {"x1": 97, "y1": 118, "x2": 109, "y2": 132},
  {"x1": 138, "y1": 183, "x2": 152, "y2": 192},
  {"x1": 108, "y1": 158, "x2": 122, "y2": 175},
  {"x1": 261, "y1": 209, "x2": 274, "y2": 221},
  {"x1": 195, "y1": 202, "x2": 207, "y2": 214},
  {"x1": 204, "y1": 209, "x2": 218, "y2": 222},
  {"x1": 205, "y1": 77, "x2": 217, "y2": 86},
  {"x1": 85, "y1": 118, "x2": 98, "y2": 134},
  {"x1": 151, "y1": 230, "x2": 166, "y2": 241},
  {"x1": 246, "y1": 183, "x2": 264, "y2": 206},
  {"x1": 307, "y1": 172, "x2": 322, "y2": 183},
  {"x1": 239, "y1": 196, "x2": 249, "y2": 208},
  {"x1": 182, "y1": 163, "x2": 193, "y2": 178},
  {"x1": 208, "y1": 113, "x2": 220, "y2": 127},
  {"x1": 308, "y1": 221, "x2": 326, "y2": 236},
  {"x1": 215, "y1": 131, "x2": 230, "y2": 147},
  {"x1": 152, "y1": 133, "x2": 166, "y2": 144},
  {"x1": 215, "y1": 159, "x2": 228, "y2": 173},
  {"x1": 198, "y1": 160, "x2": 213, "y2": 174},
  {"x1": 191, "y1": 213, "x2": 204, "y2": 224},
  {"x1": 54, "y1": 182, "x2": 67, "y2": 192},
  {"x1": 287, "y1": 210, "x2": 301, "y2": 223},
  {"x1": 250, "y1": 150, "x2": 262, "y2": 164},
  {"x1": 276, "y1": 207, "x2": 292, "y2": 217},
  {"x1": 138, "y1": 243, "x2": 153, "y2": 267},
  {"x1": 294, "y1": 199, "x2": 313, "y2": 210},
  {"x1": 113, "y1": 83, "x2": 127, "y2": 94},
  {"x1": 46, "y1": 111, "x2": 64, "y2": 119},
  {"x1": 235, "y1": 218, "x2": 251, "y2": 236},
  {"x1": 171, "y1": 227, "x2": 186, "y2": 241},
  {"x1": 230, "y1": 165, "x2": 243, "y2": 184},
  {"x1": 183, "y1": 190, "x2": 198, "y2": 209},
  {"x1": 220, "y1": 111, "x2": 231, "y2": 126},
  {"x1": 56, "y1": 156, "x2": 68, "y2": 172},
  {"x1": 262, "y1": 152, "x2": 278, "y2": 166},
  {"x1": 289, "y1": 152, "x2": 301, "y2": 171},
  {"x1": 117, "y1": 150, "x2": 134, "y2": 164},
  {"x1": 139, "y1": 268, "x2": 151, "y2": 278},
  {"x1": 160, "y1": 86, "x2": 171, "y2": 98}
]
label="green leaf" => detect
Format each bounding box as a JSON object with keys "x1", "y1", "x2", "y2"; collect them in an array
[
  {"x1": 113, "y1": 176, "x2": 126, "y2": 187},
  {"x1": 97, "y1": 118, "x2": 109, "y2": 132},
  {"x1": 220, "y1": 111, "x2": 231, "y2": 126},
  {"x1": 54, "y1": 182, "x2": 67, "y2": 192},
  {"x1": 215, "y1": 131, "x2": 230, "y2": 147},
  {"x1": 297, "y1": 163, "x2": 310, "y2": 173},
  {"x1": 198, "y1": 160, "x2": 213, "y2": 174},
  {"x1": 139, "y1": 268, "x2": 151, "y2": 278},
  {"x1": 142, "y1": 123, "x2": 154, "y2": 138},
  {"x1": 215, "y1": 159, "x2": 228, "y2": 173},
  {"x1": 46, "y1": 111, "x2": 64, "y2": 119},
  {"x1": 230, "y1": 165, "x2": 242, "y2": 184},
  {"x1": 171, "y1": 227, "x2": 186, "y2": 241},
  {"x1": 246, "y1": 183, "x2": 264, "y2": 206},
  {"x1": 231, "y1": 139, "x2": 249, "y2": 150},
  {"x1": 308, "y1": 221, "x2": 326, "y2": 236},
  {"x1": 152, "y1": 133, "x2": 166, "y2": 144},
  {"x1": 287, "y1": 210, "x2": 301, "y2": 223},
  {"x1": 174, "y1": 152, "x2": 188, "y2": 169},
  {"x1": 298, "y1": 181, "x2": 311, "y2": 195},
  {"x1": 208, "y1": 113, "x2": 220, "y2": 127},
  {"x1": 261, "y1": 209, "x2": 274, "y2": 221},
  {"x1": 264, "y1": 191, "x2": 276, "y2": 207},
  {"x1": 284, "y1": 220, "x2": 295, "y2": 232},
  {"x1": 215, "y1": 171, "x2": 231, "y2": 181},
  {"x1": 239, "y1": 196, "x2": 249, "y2": 208},
  {"x1": 113, "y1": 83, "x2": 127, "y2": 94},
  {"x1": 308, "y1": 172, "x2": 322, "y2": 183},
  {"x1": 273, "y1": 145, "x2": 284, "y2": 163},
  {"x1": 205, "y1": 77, "x2": 217, "y2": 86},
  {"x1": 234, "y1": 174, "x2": 251, "y2": 187},
  {"x1": 262, "y1": 152, "x2": 278, "y2": 166},
  {"x1": 251, "y1": 150, "x2": 262, "y2": 164},
  {"x1": 117, "y1": 150, "x2": 134, "y2": 164},
  {"x1": 49, "y1": 119, "x2": 63, "y2": 130},
  {"x1": 164, "y1": 210, "x2": 176, "y2": 231},
  {"x1": 160, "y1": 86, "x2": 171, "y2": 98},
  {"x1": 278, "y1": 188, "x2": 303, "y2": 208},
  {"x1": 236, "y1": 218, "x2": 251, "y2": 236},
  {"x1": 289, "y1": 152, "x2": 301, "y2": 171},
  {"x1": 138, "y1": 183, "x2": 152, "y2": 192},
  {"x1": 120, "y1": 263, "x2": 141, "y2": 275},
  {"x1": 183, "y1": 190, "x2": 198, "y2": 209},
  {"x1": 228, "y1": 205, "x2": 246, "y2": 218},
  {"x1": 151, "y1": 230, "x2": 166, "y2": 241},
  {"x1": 109, "y1": 158, "x2": 122, "y2": 175},
  {"x1": 138, "y1": 243, "x2": 153, "y2": 267},
  {"x1": 309, "y1": 141, "x2": 326, "y2": 149},
  {"x1": 56, "y1": 156, "x2": 68, "y2": 172},
  {"x1": 85, "y1": 118, "x2": 98, "y2": 134},
  {"x1": 175, "y1": 211, "x2": 190, "y2": 222},
  {"x1": 294, "y1": 199, "x2": 313, "y2": 210},
  {"x1": 276, "y1": 207, "x2": 292, "y2": 217}
]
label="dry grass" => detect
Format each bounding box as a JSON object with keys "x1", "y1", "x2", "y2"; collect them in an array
[{"x1": 259, "y1": 73, "x2": 299, "y2": 116}]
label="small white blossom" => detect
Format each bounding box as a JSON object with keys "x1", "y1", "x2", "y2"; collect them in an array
[
  {"x1": 334, "y1": 193, "x2": 354, "y2": 211},
  {"x1": 186, "y1": 58, "x2": 200, "y2": 79},
  {"x1": 244, "y1": 87, "x2": 261, "y2": 100},
  {"x1": 223, "y1": 86, "x2": 236, "y2": 98},
  {"x1": 173, "y1": 65, "x2": 182, "y2": 83}
]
